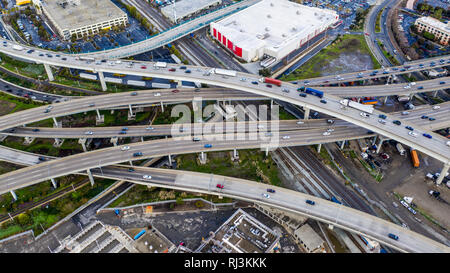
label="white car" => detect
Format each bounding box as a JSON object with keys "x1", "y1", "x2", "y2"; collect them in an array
[
  {"x1": 282, "y1": 135, "x2": 290, "y2": 139},
  {"x1": 121, "y1": 146, "x2": 130, "y2": 151},
  {"x1": 327, "y1": 128, "x2": 334, "y2": 132},
  {"x1": 262, "y1": 193, "x2": 270, "y2": 199},
  {"x1": 84, "y1": 131, "x2": 93, "y2": 135},
  {"x1": 432, "y1": 105, "x2": 440, "y2": 110},
  {"x1": 146, "y1": 126, "x2": 154, "y2": 130},
  {"x1": 296, "y1": 121, "x2": 304, "y2": 125},
  {"x1": 240, "y1": 77, "x2": 246, "y2": 81},
  {"x1": 400, "y1": 200, "x2": 409, "y2": 208},
  {"x1": 143, "y1": 175, "x2": 152, "y2": 180},
  {"x1": 360, "y1": 112, "x2": 370, "y2": 118},
  {"x1": 154, "y1": 93, "x2": 161, "y2": 97},
  {"x1": 378, "y1": 119, "x2": 386, "y2": 124},
  {"x1": 401, "y1": 111, "x2": 409, "y2": 115},
  {"x1": 322, "y1": 131, "x2": 331, "y2": 136},
  {"x1": 446, "y1": 141, "x2": 450, "y2": 147},
  {"x1": 257, "y1": 125, "x2": 265, "y2": 129},
  {"x1": 408, "y1": 131, "x2": 418, "y2": 137},
  {"x1": 403, "y1": 85, "x2": 411, "y2": 89},
  {"x1": 46, "y1": 105, "x2": 53, "y2": 110}
]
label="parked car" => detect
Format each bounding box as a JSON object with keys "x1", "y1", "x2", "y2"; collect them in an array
[{"x1": 216, "y1": 184, "x2": 224, "y2": 189}]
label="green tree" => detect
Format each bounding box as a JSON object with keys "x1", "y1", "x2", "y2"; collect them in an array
[
  {"x1": 258, "y1": 68, "x2": 271, "y2": 77},
  {"x1": 17, "y1": 212, "x2": 30, "y2": 226},
  {"x1": 175, "y1": 197, "x2": 184, "y2": 205}
]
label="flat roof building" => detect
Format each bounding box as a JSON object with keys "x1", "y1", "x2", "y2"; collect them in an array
[
  {"x1": 210, "y1": 0, "x2": 338, "y2": 62},
  {"x1": 38, "y1": 0, "x2": 128, "y2": 40},
  {"x1": 293, "y1": 224, "x2": 325, "y2": 253},
  {"x1": 415, "y1": 16, "x2": 450, "y2": 45},
  {"x1": 161, "y1": 0, "x2": 222, "y2": 24}
]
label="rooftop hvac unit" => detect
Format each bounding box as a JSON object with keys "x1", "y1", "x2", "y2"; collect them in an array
[
  {"x1": 265, "y1": 27, "x2": 270, "y2": 32},
  {"x1": 270, "y1": 2, "x2": 274, "y2": 6},
  {"x1": 314, "y1": 12, "x2": 318, "y2": 16},
  {"x1": 292, "y1": 27, "x2": 297, "y2": 31},
  {"x1": 267, "y1": 14, "x2": 271, "y2": 18},
  {"x1": 296, "y1": 10, "x2": 301, "y2": 15},
  {"x1": 281, "y1": 33, "x2": 286, "y2": 37}
]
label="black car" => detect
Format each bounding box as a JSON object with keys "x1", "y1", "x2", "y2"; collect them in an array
[
  {"x1": 133, "y1": 152, "x2": 143, "y2": 157},
  {"x1": 266, "y1": 84, "x2": 272, "y2": 88},
  {"x1": 299, "y1": 93, "x2": 307, "y2": 97},
  {"x1": 320, "y1": 99, "x2": 327, "y2": 104},
  {"x1": 405, "y1": 126, "x2": 414, "y2": 131},
  {"x1": 393, "y1": 120, "x2": 401, "y2": 125},
  {"x1": 131, "y1": 92, "x2": 138, "y2": 96},
  {"x1": 251, "y1": 81, "x2": 258, "y2": 85},
  {"x1": 374, "y1": 161, "x2": 381, "y2": 167},
  {"x1": 421, "y1": 115, "x2": 428, "y2": 119},
  {"x1": 306, "y1": 200, "x2": 315, "y2": 205},
  {"x1": 32, "y1": 128, "x2": 40, "y2": 132},
  {"x1": 38, "y1": 156, "x2": 46, "y2": 161},
  {"x1": 180, "y1": 66, "x2": 187, "y2": 70},
  {"x1": 267, "y1": 189, "x2": 275, "y2": 193},
  {"x1": 185, "y1": 70, "x2": 191, "y2": 73},
  {"x1": 128, "y1": 168, "x2": 135, "y2": 172}
]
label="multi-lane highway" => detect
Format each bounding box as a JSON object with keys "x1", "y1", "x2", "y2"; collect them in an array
[
  {"x1": 3, "y1": 101, "x2": 449, "y2": 138},
  {"x1": 0, "y1": 40, "x2": 448, "y2": 162}
]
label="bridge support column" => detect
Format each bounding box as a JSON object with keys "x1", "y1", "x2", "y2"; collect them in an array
[
  {"x1": 110, "y1": 137, "x2": 118, "y2": 146},
  {"x1": 199, "y1": 152, "x2": 207, "y2": 164},
  {"x1": 141, "y1": 136, "x2": 144, "y2": 142},
  {"x1": 303, "y1": 107, "x2": 310, "y2": 120},
  {"x1": 177, "y1": 80, "x2": 182, "y2": 88},
  {"x1": 376, "y1": 137, "x2": 384, "y2": 154},
  {"x1": 160, "y1": 101, "x2": 164, "y2": 112},
  {"x1": 317, "y1": 143, "x2": 322, "y2": 153},
  {"x1": 270, "y1": 99, "x2": 273, "y2": 109},
  {"x1": 95, "y1": 109, "x2": 104, "y2": 125},
  {"x1": 232, "y1": 149, "x2": 239, "y2": 162},
  {"x1": 265, "y1": 146, "x2": 269, "y2": 156},
  {"x1": 357, "y1": 97, "x2": 361, "y2": 103},
  {"x1": 52, "y1": 117, "x2": 60, "y2": 128},
  {"x1": 86, "y1": 169, "x2": 95, "y2": 186},
  {"x1": 51, "y1": 178, "x2": 57, "y2": 189},
  {"x1": 436, "y1": 164, "x2": 450, "y2": 185},
  {"x1": 98, "y1": 71, "x2": 107, "y2": 91},
  {"x1": 409, "y1": 93, "x2": 414, "y2": 101},
  {"x1": 433, "y1": 90, "x2": 439, "y2": 98},
  {"x1": 384, "y1": 96, "x2": 388, "y2": 104},
  {"x1": 128, "y1": 104, "x2": 136, "y2": 120},
  {"x1": 78, "y1": 138, "x2": 88, "y2": 152},
  {"x1": 10, "y1": 190, "x2": 17, "y2": 201},
  {"x1": 168, "y1": 154, "x2": 172, "y2": 166},
  {"x1": 339, "y1": 140, "x2": 345, "y2": 150},
  {"x1": 372, "y1": 135, "x2": 378, "y2": 146},
  {"x1": 43, "y1": 63, "x2": 54, "y2": 81},
  {"x1": 53, "y1": 138, "x2": 64, "y2": 148}
]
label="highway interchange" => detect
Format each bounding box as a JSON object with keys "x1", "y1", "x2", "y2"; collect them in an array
[{"x1": 0, "y1": 0, "x2": 449, "y2": 253}]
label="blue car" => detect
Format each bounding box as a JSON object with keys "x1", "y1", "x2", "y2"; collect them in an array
[
  {"x1": 417, "y1": 86, "x2": 423, "y2": 89},
  {"x1": 306, "y1": 200, "x2": 315, "y2": 205},
  {"x1": 405, "y1": 126, "x2": 414, "y2": 131},
  {"x1": 251, "y1": 81, "x2": 258, "y2": 85},
  {"x1": 423, "y1": 133, "x2": 432, "y2": 139},
  {"x1": 388, "y1": 233, "x2": 399, "y2": 240},
  {"x1": 204, "y1": 144, "x2": 212, "y2": 148},
  {"x1": 439, "y1": 81, "x2": 445, "y2": 85},
  {"x1": 421, "y1": 115, "x2": 428, "y2": 119}
]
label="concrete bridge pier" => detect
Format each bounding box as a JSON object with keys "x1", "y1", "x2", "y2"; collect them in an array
[
  {"x1": 43, "y1": 63, "x2": 54, "y2": 81},
  {"x1": 53, "y1": 138, "x2": 64, "y2": 148},
  {"x1": 52, "y1": 117, "x2": 61, "y2": 128},
  {"x1": 384, "y1": 96, "x2": 388, "y2": 104},
  {"x1": 23, "y1": 136, "x2": 35, "y2": 145},
  {"x1": 339, "y1": 140, "x2": 346, "y2": 150},
  {"x1": 357, "y1": 97, "x2": 361, "y2": 103},
  {"x1": 95, "y1": 109, "x2": 104, "y2": 125},
  {"x1": 177, "y1": 80, "x2": 182, "y2": 88},
  {"x1": 168, "y1": 154, "x2": 172, "y2": 166},
  {"x1": 317, "y1": 143, "x2": 322, "y2": 153},
  {"x1": 10, "y1": 190, "x2": 17, "y2": 201},
  {"x1": 110, "y1": 137, "x2": 118, "y2": 146},
  {"x1": 98, "y1": 71, "x2": 107, "y2": 91},
  {"x1": 436, "y1": 163, "x2": 450, "y2": 185},
  {"x1": 51, "y1": 178, "x2": 57, "y2": 189},
  {"x1": 231, "y1": 149, "x2": 239, "y2": 161},
  {"x1": 372, "y1": 135, "x2": 378, "y2": 146},
  {"x1": 128, "y1": 104, "x2": 136, "y2": 120},
  {"x1": 78, "y1": 138, "x2": 88, "y2": 152},
  {"x1": 86, "y1": 169, "x2": 95, "y2": 186},
  {"x1": 199, "y1": 152, "x2": 207, "y2": 164},
  {"x1": 160, "y1": 101, "x2": 164, "y2": 112},
  {"x1": 409, "y1": 93, "x2": 414, "y2": 101},
  {"x1": 303, "y1": 106, "x2": 310, "y2": 120},
  {"x1": 433, "y1": 90, "x2": 439, "y2": 98},
  {"x1": 376, "y1": 137, "x2": 385, "y2": 154}
]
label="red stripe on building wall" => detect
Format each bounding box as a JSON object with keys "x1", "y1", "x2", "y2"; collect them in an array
[
  {"x1": 235, "y1": 46, "x2": 242, "y2": 58},
  {"x1": 222, "y1": 36, "x2": 227, "y2": 46},
  {"x1": 218, "y1": 32, "x2": 222, "y2": 41},
  {"x1": 227, "y1": 39, "x2": 233, "y2": 50},
  {"x1": 213, "y1": 28, "x2": 216, "y2": 37}
]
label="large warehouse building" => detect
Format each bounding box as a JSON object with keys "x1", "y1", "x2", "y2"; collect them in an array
[
  {"x1": 210, "y1": 0, "x2": 338, "y2": 62},
  {"x1": 161, "y1": 0, "x2": 222, "y2": 24},
  {"x1": 38, "y1": 0, "x2": 128, "y2": 40}
]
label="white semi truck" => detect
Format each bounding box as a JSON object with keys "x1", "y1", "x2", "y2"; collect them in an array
[{"x1": 339, "y1": 99, "x2": 374, "y2": 114}]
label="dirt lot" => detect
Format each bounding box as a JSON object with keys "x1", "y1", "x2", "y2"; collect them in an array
[
  {"x1": 321, "y1": 52, "x2": 374, "y2": 76},
  {"x1": 0, "y1": 100, "x2": 16, "y2": 116},
  {"x1": 395, "y1": 174, "x2": 450, "y2": 229}
]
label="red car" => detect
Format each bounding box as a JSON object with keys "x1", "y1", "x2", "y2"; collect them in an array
[
  {"x1": 140, "y1": 65, "x2": 147, "y2": 69},
  {"x1": 364, "y1": 32, "x2": 369, "y2": 36},
  {"x1": 172, "y1": 89, "x2": 180, "y2": 93},
  {"x1": 168, "y1": 68, "x2": 176, "y2": 72},
  {"x1": 216, "y1": 184, "x2": 224, "y2": 189}
]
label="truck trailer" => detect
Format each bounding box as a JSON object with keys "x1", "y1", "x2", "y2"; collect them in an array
[
  {"x1": 339, "y1": 99, "x2": 374, "y2": 114},
  {"x1": 260, "y1": 77, "x2": 282, "y2": 87},
  {"x1": 396, "y1": 143, "x2": 406, "y2": 155},
  {"x1": 213, "y1": 68, "x2": 237, "y2": 77},
  {"x1": 410, "y1": 149, "x2": 420, "y2": 168}
]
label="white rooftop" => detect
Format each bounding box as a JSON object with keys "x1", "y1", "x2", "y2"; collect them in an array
[
  {"x1": 161, "y1": 0, "x2": 222, "y2": 22},
  {"x1": 214, "y1": 0, "x2": 337, "y2": 52},
  {"x1": 417, "y1": 16, "x2": 450, "y2": 33}
]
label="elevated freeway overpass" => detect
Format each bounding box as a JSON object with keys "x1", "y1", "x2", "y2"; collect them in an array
[
  {"x1": 2, "y1": 101, "x2": 449, "y2": 139},
  {"x1": 0, "y1": 144, "x2": 448, "y2": 253}
]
